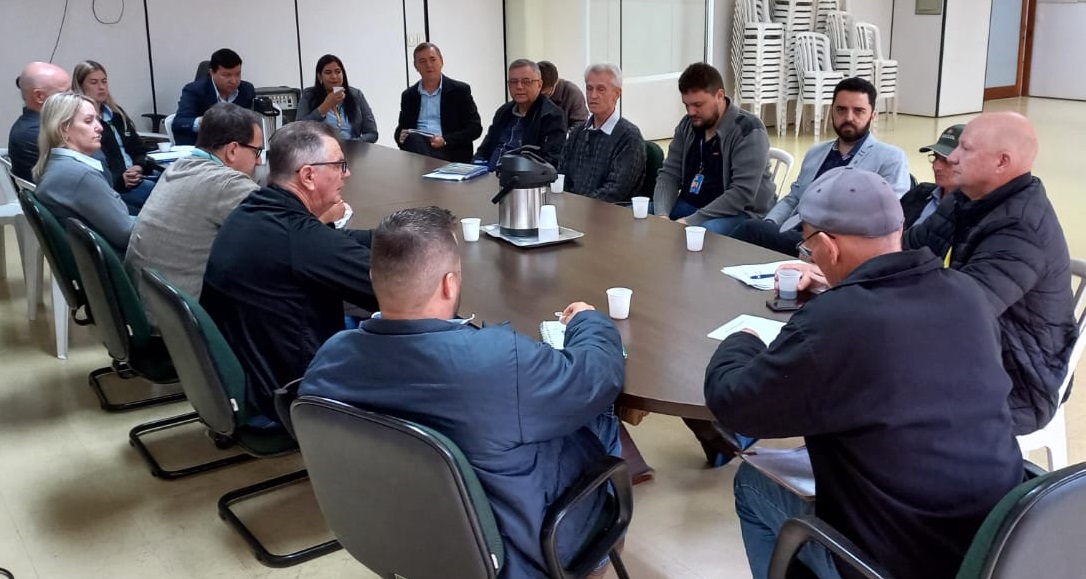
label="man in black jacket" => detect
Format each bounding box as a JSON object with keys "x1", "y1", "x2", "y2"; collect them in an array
[
  {"x1": 899, "y1": 123, "x2": 962, "y2": 228},
  {"x1": 395, "y1": 43, "x2": 483, "y2": 163},
  {"x1": 903, "y1": 112, "x2": 1077, "y2": 435},
  {"x1": 474, "y1": 59, "x2": 566, "y2": 170},
  {"x1": 706, "y1": 167, "x2": 1022, "y2": 579}
]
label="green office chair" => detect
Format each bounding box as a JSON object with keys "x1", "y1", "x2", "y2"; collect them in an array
[
  {"x1": 639, "y1": 141, "x2": 664, "y2": 200},
  {"x1": 133, "y1": 268, "x2": 341, "y2": 567},
  {"x1": 291, "y1": 396, "x2": 633, "y2": 579},
  {"x1": 768, "y1": 462, "x2": 1086, "y2": 579},
  {"x1": 63, "y1": 219, "x2": 184, "y2": 411}
]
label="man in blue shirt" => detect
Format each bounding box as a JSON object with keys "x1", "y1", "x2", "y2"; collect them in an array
[{"x1": 301, "y1": 206, "x2": 624, "y2": 579}]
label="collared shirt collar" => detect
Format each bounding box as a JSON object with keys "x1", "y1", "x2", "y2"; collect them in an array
[
  {"x1": 215, "y1": 81, "x2": 240, "y2": 104},
  {"x1": 418, "y1": 78, "x2": 444, "y2": 97},
  {"x1": 51, "y1": 147, "x2": 104, "y2": 172},
  {"x1": 190, "y1": 147, "x2": 225, "y2": 166},
  {"x1": 833, "y1": 132, "x2": 870, "y2": 161},
  {"x1": 101, "y1": 103, "x2": 115, "y2": 122},
  {"x1": 587, "y1": 108, "x2": 621, "y2": 135},
  {"x1": 370, "y1": 312, "x2": 474, "y2": 325}
]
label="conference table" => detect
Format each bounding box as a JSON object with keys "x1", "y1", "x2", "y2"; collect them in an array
[{"x1": 337, "y1": 142, "x2": 792, "y2": 473}]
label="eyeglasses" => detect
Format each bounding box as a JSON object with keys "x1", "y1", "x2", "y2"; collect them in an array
[
  {"x1": 795, "y1": 230, "x2": 835, "y2": 262},
  {"x1": 298, "y1": 160, "x2": 349, "y2": 174},
  {"x1": 927, "y1": 153, "x2": 949, "y2": 164},
  {"x1": 239, "y1": 143, "x2": 264, "y2": 157},
  {"x1": 507, "y1": 78, "x2": 540, "y2": 88}
]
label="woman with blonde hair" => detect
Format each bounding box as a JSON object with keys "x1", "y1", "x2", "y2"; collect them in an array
[
  {"x1": 34, "y1": 92, "x2": 133, "y2": 255},
  {"x1": 71, "y1": 59, "x2": 157, "y2": 211}
]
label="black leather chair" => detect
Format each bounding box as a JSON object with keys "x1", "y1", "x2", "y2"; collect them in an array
[
  {"x1": 63, "y1": 219, "x2": 184, "y2": 410},
  {"x1": 134, "y1": 268, "x2": 340, "y2": 567},
  {"x1": 291, "y1": 396, "x2": 632, "y2": 579},
  {"x1": 142, "y1": 60, "x2": 212, "y2": 132},
  {"x1": 768, "y1": 462, "x2": 1086, "y2": 579}
]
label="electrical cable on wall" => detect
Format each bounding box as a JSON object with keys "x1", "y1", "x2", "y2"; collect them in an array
[
  {"x1": 94, "y1": 0, "x2": 125, "y2": 25},
  {"x1": 48, "y1": 0, "x2": 70, "y2": 63}
]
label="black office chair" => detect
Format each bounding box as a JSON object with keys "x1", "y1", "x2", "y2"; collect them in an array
[
  {"x1": 133, "y1": 268, "x2": 341, "y2": 567},
  {"x1": 64, "y1": 219, "x2": 184, "y2": 411},
  {"x1": 291, "y1": 396, "x2": 632, "y2": 579},
  {"x1": 143, "y1": 60, "x2": 212, "y2": 132},
  {"x1": 768, "y1": 462, "x2": 1086, "y2": 579}
]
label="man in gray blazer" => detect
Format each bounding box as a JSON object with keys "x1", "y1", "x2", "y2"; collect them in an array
[{"x1": 728, "y1": 77, "x2": 910, "y2": 255}]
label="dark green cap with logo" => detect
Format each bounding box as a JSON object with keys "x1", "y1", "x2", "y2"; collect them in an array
[{"x1": 919, "y1": 124, "x2": 965, "y2": 157}]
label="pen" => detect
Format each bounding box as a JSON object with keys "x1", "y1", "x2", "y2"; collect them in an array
[{"x1": 750, "y1": 273, "x2": 776, "y2": 280}]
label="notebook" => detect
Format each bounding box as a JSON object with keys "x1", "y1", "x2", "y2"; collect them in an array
[
  {"x1": 422, "y1": 162, "x2": 489, "y2": 182},
  {"x1": 539, "y1": 321, "x2": 565, "y2": 350}
]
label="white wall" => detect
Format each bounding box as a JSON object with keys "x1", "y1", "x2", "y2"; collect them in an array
[
  {"x1": 1030, "y1": 2, "x2": 1086, "y2": 100},
  {"x1": 938, "y1": 0, "x2": 991, "y2": 115},
  {"x1": 889, "y1": 3, "x2": 942, "y2": 116},
  {"x1": 428, "y1": 0, "x2": 508, "y2": 131}
]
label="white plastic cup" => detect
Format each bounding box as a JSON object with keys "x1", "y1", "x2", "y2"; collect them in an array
[
  {"x1": 777, "y1": 268, "x2": 802, "y2": 300},
  {"x1": 551, "y1": 174, "x2": 565, "y2": 193},
  {"x1": 631, "y1": 196, "x2": 650, "y2": 219},
  {"x1": 606, "y1": 287, "x2": 633, "y2": 320},
  {"x1": 332, "y1": 86, "x2": 345, "y2": 94},
  {"x1": 685, "y1": 226, "x2": 707, "y2": 252},
  {"x1": 538, "y1": 205, "x2": 558, "y2": 229},
  {"x1": 461, "y1": 217, "x2": 481, "y2": 242},
  {"x1": 157, "y1": 142, "x2": 171, "y2": 153}
]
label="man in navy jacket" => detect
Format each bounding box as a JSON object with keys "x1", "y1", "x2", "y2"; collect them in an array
[
  {"x1": 300, "y1": 207, "x2": 625, "y2": 579},
  {"x1": 172, "y1": 48, "x2": 256, "y2": 146}
]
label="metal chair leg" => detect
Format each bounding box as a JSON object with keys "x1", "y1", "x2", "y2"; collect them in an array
[
  {"x1": 611, "y1": 549, "x2": 630, "y2": 579},
  {"x1": 217, "y1": 469, "x2": 342, "y2": 567},
  {"x1": 129, "y1": 412, "x2": 257, "y2": 480},
  {"x1": 88, "y1": 363, "x2": 185, "y2": 412}
]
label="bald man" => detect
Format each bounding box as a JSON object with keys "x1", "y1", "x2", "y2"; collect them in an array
[
  {"x1": 9, "y1": 62, "x2": 72, "y2": 180},
  {"x1": 904, "y1": 112, "x2": 1077, "y2": 435}
]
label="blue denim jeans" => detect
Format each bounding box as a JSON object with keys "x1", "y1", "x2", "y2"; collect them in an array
[
  {"x1": 733, "y1": 462, "x2": 839, "y2": 579},
  {"x1": 588, "y1": 405, "x2": 621, "y2": 458},
  {"x1": 669, "y1": 198, "x2": 751, "y2": 235}
]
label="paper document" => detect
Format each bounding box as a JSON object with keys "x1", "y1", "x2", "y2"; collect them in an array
[
  {"x1": 708, "y1": 314, "x2": 785, "y2": 345},
  {"x1": 721, "y1": 260, "x2": 804, "y2": 290},
  {"x1": 423, "y1": 162, "x2": 489, "y2": 182}
]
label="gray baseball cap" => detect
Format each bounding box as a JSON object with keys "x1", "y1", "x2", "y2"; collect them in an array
[{"x1": 779, "y1": 166, "x2": 904, "y2": 237}]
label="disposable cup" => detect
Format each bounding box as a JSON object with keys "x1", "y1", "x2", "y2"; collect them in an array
[
  {"x1": 157, "y1": 142, "x2": 171, "y2": 153},
  {"x1": 606, "y1": 287, "x2": 633, "y2": 320},
  {"x1": 685, "y1": 226, "x2": 706, "y2": 252},
  {"x1": 631, "y1": 196, "x2": 650, "y2": 219},
  {"x1": 777, "y1": 268, "x2": 802, "y2": 299},
  {"x1": 538, "y1": 205, "x2": 558, "y2": 229},
  {"x1": 551, "y1": 174, "x2": 565, "y2": 193},
  {"x1": 461, "y1": 217, "x2": 481, "y2": 242}
]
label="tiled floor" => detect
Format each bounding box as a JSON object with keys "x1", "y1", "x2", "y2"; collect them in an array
[{"x1": 0, "y1": 97, "x2": 1083, "y2": 579}]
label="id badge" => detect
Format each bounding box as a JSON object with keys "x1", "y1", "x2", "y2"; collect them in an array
[{"x1": 689, "y1": 173, "x2": 705, "y2": 195}]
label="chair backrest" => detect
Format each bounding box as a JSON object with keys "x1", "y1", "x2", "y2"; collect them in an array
[
  {"x1": 65, "y1": 219, "x2": 152, "y2": 361},
  {"x1": 291, "y1": 396, "x2": 504, "y2": 579},
  {"x1": 140, "y1": 268, "x2": 251, "y2": 434},
  {"x1": 164, "y1": 113, "x2": 177, "y2": 145},
  {"x1": 767, "y1": 147, "x2": 795, "y2": 200},
  {"x1": 0, "y1": 156, "x2": 19, "y2": 205},
  {"x1": 194, "y1": 60, "x2": 212, "y2": 81},
  {"x1": 855, "y1": 22, "x2": 885, "y2": 60},
  {"x1": 16, "y1": 190, "x2": 88, "y2": 314},
  {"x1": 825, "y1": 10, "x2": 854, "y2": 51},
  {"x1": 1056, "y1": 258, "x2": 1086, "y2": 402},
  {"x1": 639, "y1": 140, "x2": 665, "y2": 199},
  {"x1": 793, "y1": 32, "x2": 834, "y2": 79},
  {"x1": 956, "y1": 462, "x2": 1086, "y2": 578}
]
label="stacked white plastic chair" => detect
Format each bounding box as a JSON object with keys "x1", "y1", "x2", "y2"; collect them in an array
[
  {"x1": 825, "y1": 11, "x2": 874, "y2": 84},
  {"x1": 0, "y1": 154, "x2": 44, "y2": 322},
  {"x1": 855, "y1": 22, "x2": 899, "y2": 127},
  {"x1": 730, "y1": 0, "x2": 784, "y2": 124},
  {"x1": 773, "y1": 0, "x2": 816, "y2": 136},
  {"x1": 813, "y1": 0, "x2": 839, "y2": 35},
  {"x1": 792, "y1": 32, "x2": 844, "y2": 141}
]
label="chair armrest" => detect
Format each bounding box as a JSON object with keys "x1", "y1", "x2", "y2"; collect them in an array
[
  {"x1": 1023, "y1": 460, "x2": 1048, "y2": 481},
  {"x1": 273, "y1": 378, "x2": 303, "y2": 439},
  {"x1": 541, "y1": 455, "x2": 633, "y2": 579},
  {"x1": 768, "y1": 516, "x2": 890, "y2": 579}
]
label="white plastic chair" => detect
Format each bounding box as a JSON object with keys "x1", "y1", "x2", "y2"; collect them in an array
[
  {"x1": 0, "y1": 154, "x2": 44, "y2": 321},
  {"x1": 855, "y1": 22, "x2": 898, "y2": 128},
  {"x1": 1016, "y1": 258, "x2": 1086, "y2": 470},
  {"x1": 767, "y1": 147, "x2": 795, "y2": 200},
  {"x1": 731, "y1": 0, "x2": 783, "y2": 124},
  {"x1": 792, "y1": 32, "x2": 844, "y2": 141},
  {"x1": 773, "y1": 0, "x2": 817, "y2": 135},
  {"x1": 825, "y1": 11, "x2": 875, "y2": 84},
  {"x1": 164, "y1": 113, "x2": 177, "y2": 145}
]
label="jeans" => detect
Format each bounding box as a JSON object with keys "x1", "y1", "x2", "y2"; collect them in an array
[
  {"x1": 669, "y1": 198, "x2": 751, "y2": 235},
  {"x1": 120, "y1": 172, "x2": 159, "y2": 215},
  {"x1": 588, "y1": 405, "x2": 622, "y2": 458},
  {"x1": 733, "y1": 462, "x2": 839, "y2": 579},
  {"x1": 728, "y1": 219, "x2": 803, "y2": 257}
]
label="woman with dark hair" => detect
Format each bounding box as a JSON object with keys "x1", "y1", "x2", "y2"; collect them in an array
[
  {"x1": 72, "y1": 60, "x2": 157, "y2": 213},
  {"x1": 296, "y1": 54, "x2": 378, "y2": 143}
]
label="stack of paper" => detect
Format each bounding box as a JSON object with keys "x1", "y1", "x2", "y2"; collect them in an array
[
  {"x1": 708, "y1": 314, "x2": 786, "y2": 345},
  {"x1": 721, "y1": 259, "x2": 804, "y2": 290}
]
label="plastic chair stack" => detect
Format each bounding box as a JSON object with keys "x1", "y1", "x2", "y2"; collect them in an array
[
  {"x1": 772, "y1": 0, "x2": 817, "y2": 136},
  {"x1": 856, "y1": 22, "x2": 899, "y2": 127},
  {"x1": 825, "y1": 11, "x2": 874, "y2": 84},
  {"x1": 813, "y1": 0, "x2": 839, "y2": 35},
  {"x1": 731, "y1": 0, "x2": 784, "y2": 124},
  {"x1": 792, "y1": 32, "x2": 844, "y2": 141}
]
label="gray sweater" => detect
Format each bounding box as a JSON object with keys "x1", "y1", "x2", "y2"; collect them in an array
[
  {"x1": 125, "y1": 155, "x2": 258, "y2": 298},
  {"x1": 36, "y1": 150, "x2": 133, "y2": 255},
  {"x1": 653, "y1": 98, "x2": 775, "y2": 225}
]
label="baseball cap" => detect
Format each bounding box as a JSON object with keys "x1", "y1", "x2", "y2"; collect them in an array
[
  {"x1": 919, "y1": 124, "x2": 965, "y2": 157},
  {"x1": 779, "y1": 166, "x2": 904, "y2": 237}
]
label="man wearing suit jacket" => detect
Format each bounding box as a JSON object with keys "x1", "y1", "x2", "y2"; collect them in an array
[
  {"x1": 728, "y1": 77, "x2": 910, "y2": 256},
  {"x1": 395, "y1": 43, "x2": 483, "y2": 163},
  {"x1": 171, "y1": 48, "x2": 256, "y2": 146}
]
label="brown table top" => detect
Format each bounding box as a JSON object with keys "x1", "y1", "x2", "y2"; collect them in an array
[{"x1": 340, "y1": 142, "x2": 792, "y2": 420}]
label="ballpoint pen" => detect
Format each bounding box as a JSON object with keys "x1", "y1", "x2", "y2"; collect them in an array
[{"x1": 750, "y1": 273, "x2": 776, "y2": 279}]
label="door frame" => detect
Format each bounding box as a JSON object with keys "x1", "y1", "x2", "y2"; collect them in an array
[{"x1": 984, "y1": 0, "x2": 1036, "y2": 100}]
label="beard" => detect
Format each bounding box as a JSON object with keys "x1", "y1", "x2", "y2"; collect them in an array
[
  {"x1": 692, "y1": 110, "x2": 721, "y2": 129},
  {"x1": 833, "y1": 117, "x2": 872, "y2": 144}
]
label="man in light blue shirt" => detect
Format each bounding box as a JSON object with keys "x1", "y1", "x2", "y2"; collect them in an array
[{"x1": 395, "y1": 43, "x2": 482, "y2": 162}]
